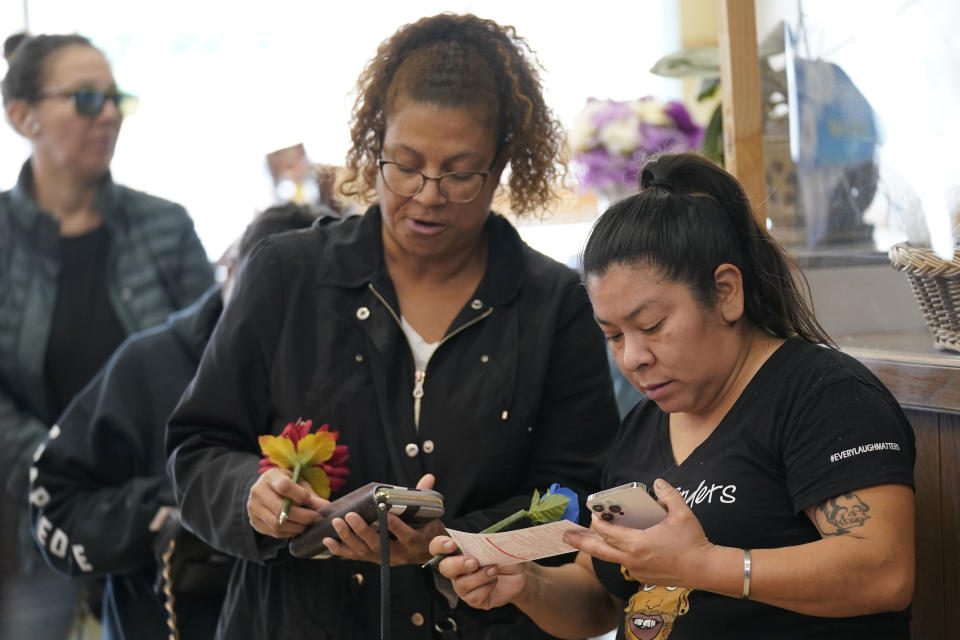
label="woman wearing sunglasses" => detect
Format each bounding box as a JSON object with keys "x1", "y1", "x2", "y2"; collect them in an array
[
  {"x1": 0, "y1": 33, "x2": 213, "y2": 639},
  {"x1": 166, "y1": 13, "x2": 619, "y2": 640}
]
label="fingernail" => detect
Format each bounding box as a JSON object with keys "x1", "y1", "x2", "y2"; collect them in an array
[
  {"x1": 655, "y1": 478, "x2": 668, "y2": 490},
  {"x1": 485, "y1": 567, "x2": 497, "y2": 577},
  {"x1": 465, "y1": 558, "x2": 478, "y2": 571},
  {"x1": 444, "y1": 541, "x2": 456, "y2": 552}
]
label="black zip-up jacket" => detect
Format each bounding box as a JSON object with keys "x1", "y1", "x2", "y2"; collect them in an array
[
  {"x1": 167, "y1": 207, "x2": 620, "y2": 640},
  {"x1": 30, "y1": 286, "x2": 227, "y2": 640}
]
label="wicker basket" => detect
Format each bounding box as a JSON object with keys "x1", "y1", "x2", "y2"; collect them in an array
[{"x1": 889, "y1": 243, "x2": 960, "y2": 352}]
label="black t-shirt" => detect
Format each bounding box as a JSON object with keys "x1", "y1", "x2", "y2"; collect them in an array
[
  {"x1": 44, "y1": 225, "x2": 126, "y2": 417},
  {"x1": 593, "y1": 339, "x2": 915, "y2": 640}
]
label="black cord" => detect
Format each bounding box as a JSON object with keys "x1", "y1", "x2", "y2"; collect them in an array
[{"x1": 378, "y1": 502, "x2": 391, "y2": 640}]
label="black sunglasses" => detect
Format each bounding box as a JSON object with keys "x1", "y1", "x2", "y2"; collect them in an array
[{"x1": 36, "y1": 89, "x2": 139, "y2": 118}]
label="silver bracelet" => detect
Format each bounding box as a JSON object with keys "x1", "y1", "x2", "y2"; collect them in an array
[{"x1": 741, "y1": 549, "x2": 752, "y2": 600}]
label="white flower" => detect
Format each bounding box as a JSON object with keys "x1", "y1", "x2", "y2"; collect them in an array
[
  {"x1": 568, "y1": 115, "x2": 598, "y2": 151},
  {"x1": 632, "y1": 99, "x2": 671, "y2": 126},
  {"x1": 567, "y1": 100, "x2": 607, "y2": 151},
  {"x1": 598, "y1": 116, "x2": 641, "y2": 155}
]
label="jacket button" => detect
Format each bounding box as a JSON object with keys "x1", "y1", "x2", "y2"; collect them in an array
[
  {"x1": 480, "y1": 354, "x2": 489, "y2": 363},
  {"x1": 410, "y1": 612, "x2": 425, "y2": 627},
  {"x1": 351, "y1": 573, "x2": 364, "y2": 586},
  {"x1": 405, "y1": 443, "x2": 419, "y2": 457},
  {"x1": 422, "y1": 440, "x2": 435, "y2": 454},
  {"x1": 356, "y1": 307, "x2": 370, "y2": 320},
  {"x1": 501, "y1": 410, "x2": 509, "y2": 421},
  {"x1": 355, "y1": 353, "x2": 364, "y2": 362},
  {"x1": 470, "y1": 299, "x2": 483, "y2": 310}
]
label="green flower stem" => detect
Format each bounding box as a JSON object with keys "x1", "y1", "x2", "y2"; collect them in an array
[
  {"x1": 278, "y1": 462, "x2": 303, "y2": 525},
  {"x1": 479, "y1": 509, "x2": 530, "y2": 534}
]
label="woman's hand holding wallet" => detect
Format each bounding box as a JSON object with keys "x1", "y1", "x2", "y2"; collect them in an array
[{"x1": 288, "y1": 473, "x2": 445, "y2": 565}]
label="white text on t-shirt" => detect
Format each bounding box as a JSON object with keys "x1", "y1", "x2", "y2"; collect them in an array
[{"x1": 675, "y1": 479, "x2": 737, "y2": 507}]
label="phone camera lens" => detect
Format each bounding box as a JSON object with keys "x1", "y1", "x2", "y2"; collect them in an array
[
  {"x1": 608, "y1": 505, "x2": 622, "y2": 513},
  {"x1": 601, "y1": 512, "x2": 614, "y2": 521},
  {"x1": 591, "y1": 504, "x2": 604, "y2": 512}
]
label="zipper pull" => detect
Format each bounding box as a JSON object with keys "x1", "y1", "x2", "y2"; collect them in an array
[{"x1": 413, "y1": 369, "x2": 425, "y2": 429}]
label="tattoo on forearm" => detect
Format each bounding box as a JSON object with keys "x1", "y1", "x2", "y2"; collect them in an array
[{"x1": 814, "y1": 492, "x2": 871, "y2": 536}]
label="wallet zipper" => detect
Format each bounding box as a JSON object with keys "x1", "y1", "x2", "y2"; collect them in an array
[{"x1": 375, "y1": 487, "x2": 445, "y2": 506}]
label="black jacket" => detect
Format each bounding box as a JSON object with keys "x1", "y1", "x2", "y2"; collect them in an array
[
  {"x1": 30, "y1": 286, "x2": 227, "y2": 640},
  {"x1": 167, "y1": 208, "x2": 619, "y2": 640}
]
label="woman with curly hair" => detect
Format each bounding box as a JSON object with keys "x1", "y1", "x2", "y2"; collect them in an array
[{"x1": 166, "y1": 13, "x2": 619, "y2": 640}]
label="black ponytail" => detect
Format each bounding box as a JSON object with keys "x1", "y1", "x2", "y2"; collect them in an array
[{"x1": 583, "y1": 152, "x2": 833, "y2": 346}]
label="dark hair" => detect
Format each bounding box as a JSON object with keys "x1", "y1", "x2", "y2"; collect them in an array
[
  {"x1": 582, "y1": 153, "x2": 834, "y2": 346},
  {"x1": 2, "y1": 33, "x2": 94, "y2": 106},
  {"x1": 237, "y1": 202, "x2": 318, "y2": 262},
  {"x1": 3, "y1": 32, "x2": 29, "y2": 61},
  {"x1": 342, "y1": 13, "x2": 565, "y2": 216}
]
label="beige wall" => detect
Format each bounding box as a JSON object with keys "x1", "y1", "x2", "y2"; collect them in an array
[
  {"x1": 679, "y1": 0, "x2": 719, "y2": 46},
  {"x1": 678, "y1": 0, "x2": 720, "y2": 124}
]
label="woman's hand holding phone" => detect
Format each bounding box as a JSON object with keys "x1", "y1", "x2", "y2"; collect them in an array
[{"x1": 563, "y1": 478, "x2": 717, "y2": 589}]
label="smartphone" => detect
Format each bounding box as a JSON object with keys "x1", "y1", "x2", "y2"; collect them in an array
[
  {"x1": 289, "y1": 482, "x2": 445, "y2": 558},
  {"x1": 586, "y1": 482, "x2": 666, "y2": 530}
]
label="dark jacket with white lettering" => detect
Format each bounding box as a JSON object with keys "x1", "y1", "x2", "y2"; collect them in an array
[
  {"x1": 1, "y1": 160, "x2": 214, "y2": 571},
  {"x1": 166, "y1": 208, "x2": 620, "y2": 640},
  {"x1": 30, "y1": 286, "x2": 227, "y2": 640}
]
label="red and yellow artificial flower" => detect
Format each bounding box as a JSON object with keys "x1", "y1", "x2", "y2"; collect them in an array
[{"x1": 258, "y1": 418, "x2": 349, "y2": 499}]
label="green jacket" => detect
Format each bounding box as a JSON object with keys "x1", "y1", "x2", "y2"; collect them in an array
[{"x1": 0, "y1": 160, "x2": 214, "y2": 569}]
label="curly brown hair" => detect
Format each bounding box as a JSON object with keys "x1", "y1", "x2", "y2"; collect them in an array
[{"x1": 341, "y1": 13, "x2": 566, "y2": 216}]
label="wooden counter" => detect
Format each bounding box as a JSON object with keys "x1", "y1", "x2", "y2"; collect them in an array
[
  {"x1": 839, "y1": 331, "x2": 960, "y2": 414},
  {"x1": 840, "y1": 332, "x2": 959, "y2": 640}
]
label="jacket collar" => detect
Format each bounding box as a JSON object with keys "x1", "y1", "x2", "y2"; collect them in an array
[
  {"x1": 9, "y1": 159, "x2": 124, "y2": 232},
  {"x1": 315, "y1": 205, "x2": 526, "y2": 306},
  {"x1": 167, "y1": 284, "x2": 224, "y2": 359}
]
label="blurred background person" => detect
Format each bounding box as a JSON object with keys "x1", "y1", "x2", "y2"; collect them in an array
[
  {"x1": 166, "y1": 13, "x2": 619, "y2": 640},
  {"x1": 264, "y1": 142, "x2": 359, "y2": 219},
  {"x1": 0, "y1": 32, "x2": 213, "y2": 639},
  {"x1": 0, "y1": 443, "x2": 17, "y2": 635},
  {"x1": 29, "y1": 203, "x2": 318, "y2": 640}
]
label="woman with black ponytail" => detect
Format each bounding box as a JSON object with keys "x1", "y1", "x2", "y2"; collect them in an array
[{"x1": 434, "y1": 153, "x2": 916, "y2": 639}]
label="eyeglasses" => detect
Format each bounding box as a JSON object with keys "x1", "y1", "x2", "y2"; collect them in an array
[
  {"x1": 377, "y1": 159, "x2": 490, "y2": 203},
  {"x1": 36, "y1": 89, "x2": 139, "y2": 118}
]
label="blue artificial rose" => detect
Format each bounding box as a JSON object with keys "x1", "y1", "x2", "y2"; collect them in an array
[{"x1": 547, "y1": 483, "x2": 580, "y2": 523}]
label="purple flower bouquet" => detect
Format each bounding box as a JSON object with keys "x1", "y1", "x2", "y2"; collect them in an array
[{"x1": 569, "y1": 97, "x2": 704, "y2": 201}]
